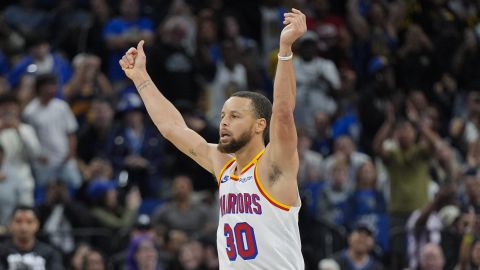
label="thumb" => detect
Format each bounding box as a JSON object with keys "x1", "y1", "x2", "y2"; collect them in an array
[{"x1": 137, "y1": 40, "x2": 145, "y2": 55}]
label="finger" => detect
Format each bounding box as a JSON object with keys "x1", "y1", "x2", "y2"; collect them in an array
[
  {"x1": 125, "y1": 54, "x2": 135, "y2": 66},
  {"x1": 284, "y1": 13, "x2": 296, "y2": 18},
  {"x1": 119, "y1": 59, "x2": 128, "y2": 70},
  {"x1": 291, "y1": 8, "x2": 302, "y2": 14},
  {"x1": 137, "y1": 40, "x2": 145, "y2": 55},
  {"x1": 127, "y1": 47, "x2": 137, "y2": 55},
  {"x1": 122, "y1": 55, "x2": 133, "y2": 68}
]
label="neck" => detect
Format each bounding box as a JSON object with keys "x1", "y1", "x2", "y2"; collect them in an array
[
  {"x1": 348, "y1": 249, "x2": 368, "y2": 264},
  {"x1": 176, "y1": 199, "x2": 190, "y2": 209},
  {"x1": 14, "y1": 237, "x2": 35, "y2": 251},
  {"x1": 234, "y1": 141, "x2": 264, "y2": 172}
]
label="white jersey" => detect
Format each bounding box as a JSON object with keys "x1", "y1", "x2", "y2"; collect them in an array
[{"x1": 216, "y1": 149, "x2": 304, "y2": 270}]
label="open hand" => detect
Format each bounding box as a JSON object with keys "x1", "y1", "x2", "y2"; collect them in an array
[
  {"x1": 280, "y1": 8, "x2": 307, "y2": 48},
  {"x1": 119, "y1": 40, "x2": 147, "y2": 81}
]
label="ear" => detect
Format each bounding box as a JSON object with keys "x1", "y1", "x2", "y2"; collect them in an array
[{"x1": 255, "y1": 118, "x2": 267, "y2": 134}]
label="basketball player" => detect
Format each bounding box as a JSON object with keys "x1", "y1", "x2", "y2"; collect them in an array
[{"x1": 119, "y1": 8, "x2": 306, "y2": 270}]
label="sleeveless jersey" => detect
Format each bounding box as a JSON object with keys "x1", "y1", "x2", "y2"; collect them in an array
[{"x1": 216, "y1": 149, "x2": 304, "y2": 270}]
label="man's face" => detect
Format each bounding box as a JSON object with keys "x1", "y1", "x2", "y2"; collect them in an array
[
  {"x1": 218, "y1": 97, "x2": 258, "y2": 153},
  {"x1": 349, "y1": 230, "x2": 374, "y2": 254},
  {"x1": 10, "y1": 210, "x2": 39, "y2": 242}
]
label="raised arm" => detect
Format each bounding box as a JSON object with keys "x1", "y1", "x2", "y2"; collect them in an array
[
  {"x1": 119, "y1": 41, "x2": 224, "y2": 174},
  {"x1": 264, "y1": 8, "x2": 306, "y2": 175}
]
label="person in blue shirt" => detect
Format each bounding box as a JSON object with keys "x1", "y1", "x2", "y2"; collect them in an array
[
  {"x1": 103, "y1": 0, "x2": 154, "y2": 87},
  {"x1": 344, "y1": 160, "x2": 389, "y2": 253},
  {"x1": 7, "y1": 36, "x2": 72, "y2": 98}
]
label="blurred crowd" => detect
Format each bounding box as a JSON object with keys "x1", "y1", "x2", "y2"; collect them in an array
[{"x1": 0, "y1": 0, "x2": 479, "y2": 269}]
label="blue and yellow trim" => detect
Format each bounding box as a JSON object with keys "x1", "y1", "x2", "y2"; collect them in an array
[
  {"x1": 253, "y1": 155, "x2": 291, "y2": 211},
  {"x1": 229, "y1": 149, "x2": 265, "y2": 180},
  {"x1": 217, "y1": 158, "x2": 236, "y2": 185}
]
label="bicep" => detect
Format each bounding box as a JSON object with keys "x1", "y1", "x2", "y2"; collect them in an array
[
  {"x1": 267, "y1": 108, "x2": 298, "y2": 170},
  {"x1": 163, "y1": 125, "x2": 218, "y2": 174}
]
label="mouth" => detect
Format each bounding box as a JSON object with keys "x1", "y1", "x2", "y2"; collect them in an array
[{"x1": 220, "y1": 131, "x2": 232, "y2": 141}]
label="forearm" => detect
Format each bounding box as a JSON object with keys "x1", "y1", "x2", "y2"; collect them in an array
[
  {"x1": 273, "y1": 46, "x2": 296, "y2": 111},
  {"x1": 67, "y1": 134, "x2": 77, "y2": 159},
  {"x1": 131, "y1": 72, "x2": 188, "y2": 137},
  {"x1": 373, "y1": 121, "x2": 393, "y2": 155}
]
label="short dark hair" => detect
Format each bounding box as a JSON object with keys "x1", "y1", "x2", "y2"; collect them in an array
[
  {"x1": 11, "y1": 205, "x2": 39, "y2": 220},
  {"x1": 231, "y1": 91, "x2": 272, "y2": 142},
  {"x1": 35, "y1": 73, "x2": 58, "y2": 93}
]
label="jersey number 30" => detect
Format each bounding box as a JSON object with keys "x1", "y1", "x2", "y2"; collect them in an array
[{"x1": 224, "y1": 222, "x2": 258, "y2": 261}]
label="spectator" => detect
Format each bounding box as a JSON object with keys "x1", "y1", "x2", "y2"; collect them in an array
[
  {"x1": 70, "y1": 243, "x2": 91, "y2": 270},
  {"x1": 455, "y1": 208, "x2": 480, "y2": 270},
  {"x1": 36, "y1": 181, "x2": 93, "y2": 254},
  {"x1": 0, "y1": 144, "x2": 23, "y2": 229},
  {"x1": 206, "y1": 40, "x2": 247, "y2": 125},
  {"x1": 7, "y1": 35, "x2": 72, "y2": 96},
  {"x1": 23, "y1": 74, "x2": 82, "y2": 188},
  {"x1": 82, "y1": 249, "x2": 106, "y2": 270},
  {"x1": 373, "y1": 102, "x2": 439, "y2": 228},
  {"x1": 317, "y1": 158, "x2": 350, "y2": 225},
  {"x1": 297, "y1": 127, "x2": 324, "y2": 186},
  {"x1": 344, "y1": 160, "x2": 389, "y2": 253},
  {"x1": 0, "y1": 93, "x2": 40, "y2": 205},
  {"x1": 0, "y1": 205, "x2": 63, "y2": 270},
  {"x1": 108, "y1": 93, "x2": 165, "y2": 197},
  {"x1": 88, "y1": 180, "x2": 140, "y2": 231},
  {"x1": 438, "y1": 205, "x2": 463, "y2": 270},
  {"x1": 331, "y1": 222, "x2": 384, "y2": 270},
  {"x1": 64, "y1": 53, "x2": 113, "y2": 124},
  {"x1": 2, "y1": 0, "x2": 48, "y2": 41},
  {"x1": 148, "y1": 16, "x2": 200, "y2": 105},
  {"x1": 126, "y1": 235, "x2": 163, "y2": 270},
  {"x1": 311, "y1": 111, "x2": 334, "y2": 157},
  {"x1": 152, "y1": 175, "x2": 212, "y2": 237},
  {"x1": 418, "y1": 243, "x2": 445, "y2": 270},
  {"x1": 77, "y1": 97, "x2": 115, "y2": 164},
  {"x1": 103, "y1": 0, "x2": 154, "y2": 87},
  {"x1": 293, "y1": 30, "x2": 341, "y2": 127},
  {"x1": 323, "y1": 135, "x2": 370, "y2": 185}
]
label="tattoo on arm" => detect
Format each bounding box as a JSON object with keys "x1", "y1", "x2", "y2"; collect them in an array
[
  {"x1": 189, "y1": 148, "x2": 198, "y2": 157},
  {"x1": 137, "y1": 80, "x2": 151, "y2": 91}
]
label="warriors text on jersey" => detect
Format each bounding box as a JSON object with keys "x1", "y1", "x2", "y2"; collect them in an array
[{"x1": 216, "y1": 149, "x2": 304, "y2": 270}]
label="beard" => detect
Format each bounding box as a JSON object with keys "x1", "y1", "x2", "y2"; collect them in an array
[{"x1": 217, "y1": 130, "x2": 252, "y2": 153}]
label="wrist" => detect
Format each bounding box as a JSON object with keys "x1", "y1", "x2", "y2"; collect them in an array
[
  {"x1": 132, "y1": 72, "x2": 150, "y2": 85},
  {"x1": 278, "y1": 45, "x2": 293, "y2": 57}
]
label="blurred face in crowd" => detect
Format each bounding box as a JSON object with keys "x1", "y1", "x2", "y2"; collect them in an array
[
  {"x1": 368, "y1": 3, "x2": 386, "y2": 26},
  {"x1": 84, "y1": 251, "x2": 105, "y2": 270},
  {"x1": 298, "y1": 40, "x2": 317, "y2": 62},
  {"x1": 471, "y1": 241, "x2": 480, "y2": 265},
  {"x1": 126, "y1": 110, "x2": 144, "y2": 129},
  {"x1": 348, "y1": 229, "x2": 374, "y2": 255},
  {"x1": 394, "y1": 121, "x2": 416, "y2": 149},
  {"x1": 419, "y1": 243, "x2": 445, "y2": 270},
  {"x1": 224, "y1": 16, "x2": 240, "y2": 39},
  {"x1": 218, "y1": 97, "x2": 263, "y2": 153},
  {"x1": 90, "y1": 0, "x2": 110, "y2": 22},
  {"x1": 38, "y1": 81, "x2": 57, "y2": 102},
  {"x1": 356, "y1": 161, "x2": 377, "y2": 189},
  {"x1": 89, "y1": 100, "x2": 114, "y2": 128},
  {"x1": 31, "y1": 42, "x2": 50, "y2": 60},
  {"x1": 120, "y1": 0, "x2": 139, "y2": 20},
  {"x1": 466, "y1": 177, "x2": 480, "y2": 204},
  {"x1": 314, "y1": 111, "x2": 331, "y2": 135},
  {"x1": 198, "y1": 19, "x2": 217, "y2": 44},
  {"x1": 179, "y1": 241, "x2": 205, "y2": 269},
  {"x1": 135, "y1": 238, "x2": 158, "y2": 270},
  {"x1": 10, "y1": 209, "x2": 39, "y2": 243},
  {"x1": 335, "y1": 136, "x2": 355, "y2": 157},
  {"x1": 172, "y1": 175, "x2": 193, "y2": 202},
  {"x1": 71, "y1": 244, "x2": 90, "y2": 270}
]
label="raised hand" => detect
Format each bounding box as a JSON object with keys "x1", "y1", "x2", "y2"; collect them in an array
[
  {"x1": 119, "y1": 40, "x2": 147, "y2": 81},
  {"x1": 280, "y1": 8, "x2": 307, "y2": 48}
]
